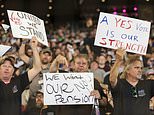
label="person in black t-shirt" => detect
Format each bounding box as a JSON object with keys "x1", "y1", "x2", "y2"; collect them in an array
[
  {"x1": 109, "y1": 48, "x2": 154, "y2": 115},
  {"x1": 51, "y1": 54, "x2": 107, "y2": 115},
  {"x1": 0, "y1": 37, "x2": 42, "y2": 115}
]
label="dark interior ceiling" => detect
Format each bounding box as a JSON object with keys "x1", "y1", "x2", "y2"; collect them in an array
[{"x1": 0, "y1": 0, "x2": 154, "y2": 26}]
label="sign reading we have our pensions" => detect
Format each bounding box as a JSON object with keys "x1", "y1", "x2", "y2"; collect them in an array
[
  {"x1": 7, "y1": 10, "x2": 48, "y2": 46},
  {"x1": 94, "y1": 12, "x2": 151, "y2": 55},
  {"x1": 43, "y1": 73, "x2": 94, "y2": 105}
]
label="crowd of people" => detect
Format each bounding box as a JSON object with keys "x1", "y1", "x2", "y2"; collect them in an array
[{"x1": 0, "y1": 22, "x2": 154, "y2": 115}]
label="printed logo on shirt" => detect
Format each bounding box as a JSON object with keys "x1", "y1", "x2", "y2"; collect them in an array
[
  {"x1": 138, "y1": 89, "x2": 146, "y2": 97},
  {"x1": 12, "y1": 85, "x2": 18, "y2": 93}
]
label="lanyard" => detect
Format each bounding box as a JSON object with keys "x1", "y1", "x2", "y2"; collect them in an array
[{"x1": 91, "y1": 98, "x2": 100, "y2": 115}]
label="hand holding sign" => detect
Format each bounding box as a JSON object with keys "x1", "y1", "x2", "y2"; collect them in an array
[
  {"x1": 90, "y1": 90, "x2": 101, "y2": 99},
  {"x1": 115, "y1": 48, "x2": 126, "y2": 61},
  {"x1": 30, "y1": 36, "x2": 38, "y2": 48}
]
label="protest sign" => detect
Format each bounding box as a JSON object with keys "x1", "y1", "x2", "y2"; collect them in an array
[
  {"x1": 7, "y1": 10, "x2": 48, "y2": 46},
  {"x1": 1, "y1": 24, "x2": 10, "y2": 33},
  {"x1": 94, "y1": 12, "x2": 151, "y2": 55},
  {"x1": 43, "y1": 72, "x2": 94, "y2": 105},
  {"x1": 0, "y1": 45, "x2": 11, "y2": 56}
]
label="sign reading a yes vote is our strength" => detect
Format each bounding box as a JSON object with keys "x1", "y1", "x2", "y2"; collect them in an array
[
  {"x1": 7, "y1": 10, "x2": 48, "y2": 46},
  {"x1": 43, "y1": 73, "x2": 94, "y2": 105},
  {"x1": 94, "y1": 12, "x2": 151, "y2": 55}
]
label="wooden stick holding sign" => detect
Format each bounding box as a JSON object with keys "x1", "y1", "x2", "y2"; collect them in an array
[
  {"x1": 43, "y1": 73, "x2": 94, "y2": 105},
  {"x1": 7, "y1": 10, "x2": 48, "y2": 46}
]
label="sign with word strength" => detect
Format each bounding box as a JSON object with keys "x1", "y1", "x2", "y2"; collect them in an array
[
  {"x1": 7, "y1": 10, "x2": 48, "y2": 46},
  {"x1": 95, "y1": 12, "x2": 151, "y2": 55},
  {"x1": 43, "y1": 73, "x2": 94, "y2": 105}
]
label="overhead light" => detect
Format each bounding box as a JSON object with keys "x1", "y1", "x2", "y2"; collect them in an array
[
  {"x1": 113, "y1": 11, "x2": 117, "y2": 15},
  {"x1": 122, "y1": 9, "x2": 127, "y2": 13},
  {"x1": 101, "y1": 0, "x2": 105, "y2": 2},
  {"x1": 133, "y1": 6, "x2": 138, "y2": 11},
  {"x1": 49, "y1": 0, "x2": 52, "y2": 3},
  {"x1": 45, "y1": 20, "x2": 49, "y2": 24},
  {"x1": 1, "y1": 12, "x2": 4, "y2": 16},
  {"x1": 48, "y1": 6, "x2": 52, "y2": 10},
  {"x1": 1, "y1": 19, "x2": 5, "y2": 23},
  {"x1": 113, "y1": 7, "x2": 118, "y2": 15},
  {"x1": 96, "y1": 8, "x2": 100, "y2": 12},
  {"x1": 46, "y1": 14, "x2": 50, "y2": 17},
  {"x1": 1, "y1": 4, "x2": 4, "y2": 8}
]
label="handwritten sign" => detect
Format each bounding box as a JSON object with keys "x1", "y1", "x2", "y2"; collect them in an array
[
  {"x1": 43, "y1": 73, "x2": 94, "y2": 105},
  {"x1": 7, "y1": 10, "x2": 48, "y2": 46},
  {"x1": 94, "y1": 12, "x2": 151, "y2": 55},
  {"x1": 0, "y1": 45, "x2": 11, "y2": 56}
]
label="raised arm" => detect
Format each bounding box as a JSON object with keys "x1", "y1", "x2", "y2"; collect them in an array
[
  {"x1": 109, "y1": 48, "x2": 126, "y2": 88},
  {"x1": 28, "y1": 37, "x2": 42, "y2": 81},
  {"x1": 50, "y1": 54, "x2": 68, "y2": 72},
  {"x1": 19, "y1": 39, "x2": 30, "y2": 64}
]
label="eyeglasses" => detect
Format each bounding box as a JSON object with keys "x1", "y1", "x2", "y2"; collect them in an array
[
  {"x1": 75, "y1": 62, "x2": 87, "y2": 66},
  {"x1": 131, "y1": 87, "x2": 138, "y2": 98},
  {"x1": 36, "y1": 94, "x2": 43, "y2": 98}
]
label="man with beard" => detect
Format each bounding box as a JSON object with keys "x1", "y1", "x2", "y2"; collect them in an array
[{"x1": 25, "y1": 90, "x2": 54, "y2": 115}]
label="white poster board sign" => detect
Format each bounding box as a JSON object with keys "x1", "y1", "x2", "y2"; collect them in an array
[
  {"x1": 0, "y1": 45, "x2": 11, "y2": 56},
  {"x1": 43, "y1": 73, "x2": 94, "y2": 105},
  {"x1": 7, "y1": 10, "x2": 48, "y2": 46},
  {"x1": 95, "y1": 12, "x2": 151, "y2": 55}
]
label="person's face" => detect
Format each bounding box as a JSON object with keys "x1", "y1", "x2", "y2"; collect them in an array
[
  {"x1": 35, "y1": 93, "x2": 44, "y2": 108},
  {"x1": 0, "y1": 61, "x2": 14, "y2": 83},
  {"x1": 98, "y1": 55, "x2": 106, "y2": 69},
  {"x1": 40, "y1": 53, "x2": 52, "y2": 64},
  {"x1": 27, "y1": 49, "x2": 33, "y2": 57},
  {"x1": 90, "y1": 61, "x2": 98, "y2": 71},
  {"x1": 74, "y1": 57, "x2": 88, "y2": 72},
  {"x1": 127, "y1": 61, "x2": 143, "y2": 79},
  {"x1": 55, "y1": 48, "x2": 60, "y2": 55},
  {"x1": 106, "y1": 55, "x2": 112, "y2": 62}
]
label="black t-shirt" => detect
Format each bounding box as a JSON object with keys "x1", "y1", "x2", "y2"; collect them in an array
[
  {"x1": 0, "y1": 72, "x2": 29, "y2": 115},
  {"x1": 111, "y1": 79, "x2": 154, "y2": 115}
]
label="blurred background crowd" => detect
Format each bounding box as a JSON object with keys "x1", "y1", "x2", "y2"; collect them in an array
[{"x1": 0, "y1": 0, "x2": 154, "y2": 115}]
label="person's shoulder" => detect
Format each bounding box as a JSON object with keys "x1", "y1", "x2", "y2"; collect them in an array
[
  {"x1": 145, "y1": 79, "x2": 154, "y2": 83},
  {"x1": 117, "y1": 78, "x2": 127, "y2": 85}
]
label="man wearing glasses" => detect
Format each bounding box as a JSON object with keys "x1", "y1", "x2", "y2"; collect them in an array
[{"x1": 109, "y1": 48, "x2": 154, "y2": 115}]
